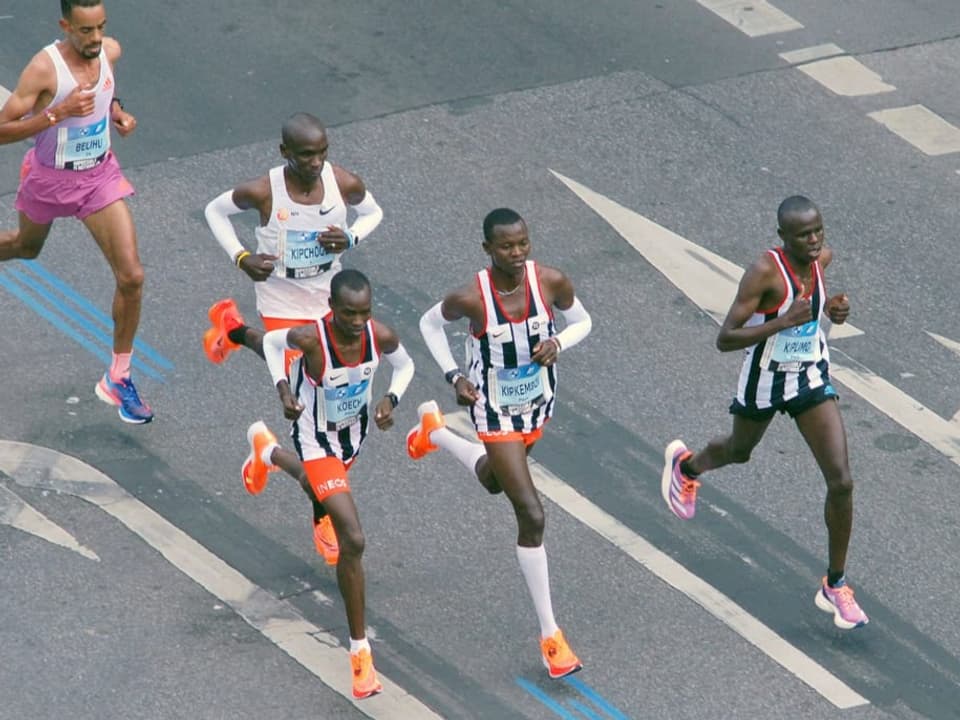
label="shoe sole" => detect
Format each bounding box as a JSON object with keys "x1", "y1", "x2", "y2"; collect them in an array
[
  {"x1": 661, "y1": 440, "x2": 687, "y2": 514},
  {"x1": 314, "y1": 523, "x2": 339, "y2": 565},
  {"x1": 242, "y1": 421, "x2": 274, "y2": 494},
  {"x1": 205, "y1": 299, "x2": 242, "y2": 364},
  {"x1": 814, "y1": 587, "x2": 868, "y2": 630},
  {"x1": 353, "y1": 685, "x2": 383, "y2": 700},
  {"x1": 95, "y1": 379, "x2": 153, "y2": 425},
  {"x1": 407, "y1": 400, "x2": 445, "y2": 459},
  {"x1": 543, "y1": 659, "x2": 583, "y2": 679},
  {"x1": 203, "y1": 327, "x2": 230, "y2": 364}
]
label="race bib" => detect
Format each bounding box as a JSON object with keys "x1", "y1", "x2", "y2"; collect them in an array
[
  {"x1": 770, "y1": 319, "x2": 821, "y2": 365},
  {"x1": 492, "y1": 363, "x2": 547, "y2": 416},
  {"x1": 59, "y1": 117, "x2": 110, "y2": 169},
  {"x1": 323, "y1": 379, "x2": 369, "y2": 431},
  {"x1": 283, "y1": 230, "x2": 334, "y2": 279}
]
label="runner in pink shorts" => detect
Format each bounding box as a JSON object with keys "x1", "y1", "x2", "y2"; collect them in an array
[{"x1": 0, "y1": 0, "x2": 152, "y2": 423}]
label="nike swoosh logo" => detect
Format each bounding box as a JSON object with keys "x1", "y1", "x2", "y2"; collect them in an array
[
  {"x1": 318, "y1": 205, "x2": 336, "y2": 215},
  {"x1": 491, "y1": 330, "x2": 507, "y2": 339},
  {"x1": 328, "y1": 373, "x2": 346, "y2": 383}
]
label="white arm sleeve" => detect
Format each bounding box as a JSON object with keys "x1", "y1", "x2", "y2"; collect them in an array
[
  {"x1": 262, "y1": 329, "x2": 293, "y2": 386},
  {"x1": 347, "y1": 192, "x2": 383, "y2": 245},
  {"x1": 383, "y1": 342, "x2": 415, "y2": 400},
  {"x1": 419, "y1": 302, "x2": 459, "y2": 375},
  {"x1": 204, "y1": 190, "x2": 247, "y2": 262},
  {"x1": 553, "y1": 297, "x2": 592, "y2": 352}
]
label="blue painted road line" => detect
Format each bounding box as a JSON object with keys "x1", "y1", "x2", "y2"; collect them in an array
[
  {"x1": 0, "y1": 269, "x2": 166, "y2": 382},
  {"x1": 19, "y1": 260, "x2": 174, "y2": 370},
  {"x1": 0, "y1": 272, "x2": 112, "y2": 368},
  {"x1": 564, "y1": 676, "x2": 632, "y2": 720},
  {"x1": 516, "y1": 678, "x2": 582, "y2": 720},
  {"x1": 567, "y1": 699, "x2": 606, "y2": 720}
]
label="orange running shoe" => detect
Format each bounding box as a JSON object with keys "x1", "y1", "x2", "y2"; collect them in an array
[
  {"x1": 313, "y1": 515, "x2": 340, "y2": 565},
  {"x1": 350, "y1": 648, "x2": 383, "y2": 700},
  {"x1": 540, "y1": 629, "x2": 583, "y2": 679},
  {"x1": 406, "y1": 400, "x2": 446, "y2": 459},
  {"x1": 204, "y1": 298, "x2": 245, "y2": 364},
  {"x1": 241, "y1": 421, "x2": 277, "y2": 495}
]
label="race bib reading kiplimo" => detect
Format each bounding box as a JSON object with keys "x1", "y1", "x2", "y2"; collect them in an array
[
  {"x1": 492, "y1": 363, "x2": 547, "y2": 416},
  {"x1": 323, "y1": 379, "x2": 370, "y2": 431},
  {"x1": 283, "y1": 230, "x2": 334, "y2": 279},
  {"x1": 770, "y1": 319, "x2": 822, "y2": 366}
]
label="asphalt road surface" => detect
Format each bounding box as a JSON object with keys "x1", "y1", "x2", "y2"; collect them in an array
[{"x1": 2, "y1": 1, "x2": 960, "y2": 719}]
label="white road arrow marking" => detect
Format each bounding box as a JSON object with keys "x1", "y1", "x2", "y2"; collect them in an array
[
  {"x1": 0, "y1": 483, "x2": 99, "y2": 560},
  {"x1": 552, "y1": 170, "x2": 960, "y2": 467},
  {"x1": 0, "y1": 441, "x2": 440, "y2": 720},
  {"x1": 550, "y1": 170, "x2": 862, "y2": 339}
]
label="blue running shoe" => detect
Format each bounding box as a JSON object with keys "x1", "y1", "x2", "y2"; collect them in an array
[{"x1": 95, "y1": 373, "x2": 154, "y2": 424}]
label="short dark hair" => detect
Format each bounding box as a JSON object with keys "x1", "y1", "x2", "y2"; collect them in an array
[
  {"x1": 330, "y1": 269, "x2": 370, "y2": 302},
  {"x1": 777, "y1": 195, "x2": 817, "y2": 229},
  {"x1": 281, "y1": 112, "x2": 325, "y2": 146},
  {"x1": 61, "y1": 0, "x2": 101, "y2": 19},
  {"x1": 482, "y1": 208, "x2": 524, "y2": 243}
]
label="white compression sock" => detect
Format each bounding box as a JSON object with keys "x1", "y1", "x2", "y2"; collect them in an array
[
  {"x1": 349, "y1": 637, "x2": 370, "y2": 654},
  {"x1": 516, "y1": 544, "x2": 560, "y2": 639},
  {"x1": 260, "y1": 442, "x2": 279, "y2": 467},
  {"x1": 428, "y1": 426, "x2": 487, "y2": 477}
]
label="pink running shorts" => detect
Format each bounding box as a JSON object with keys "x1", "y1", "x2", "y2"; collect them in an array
[{"x1": 15, "y1": 148, "x2": 135, "y2": 225}]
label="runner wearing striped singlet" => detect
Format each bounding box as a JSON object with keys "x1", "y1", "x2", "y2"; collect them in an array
[
  {"x1": 228, "y1": 270, "x2": 414, "y2": 700},
  {"x1": 662, "y1": 196, "x2": 869, "y2": 630},
  {"x1": 408, "y1": 208, "x2": 593, "y2": 679},
  {"x1": 0, "y1": 0, "x2": 151, "y2": 424}
]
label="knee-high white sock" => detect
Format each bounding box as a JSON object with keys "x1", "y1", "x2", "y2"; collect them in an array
[
  {"x1": 428, "y1": 426, "x2": 486, "y2": 478},
  {"x1": 516, "y1": 544, "x2": 559, "y2": 639}
]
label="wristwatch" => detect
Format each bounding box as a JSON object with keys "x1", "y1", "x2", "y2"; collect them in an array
[
  {"x1": 386, "y1": 392, "x2": 399, "y2": 409},
  {"x1": 444, "y1": 369, "x2": 466, "y2": 385}
]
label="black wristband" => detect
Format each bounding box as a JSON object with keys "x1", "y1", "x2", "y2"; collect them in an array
[
  {"x1": 111, "y1": 96, "x2": 124, "y2": 110},
  {"x1": 386, "y1": 392, "x2": 399, "y2": 408},
  {"x1": 444, "y1": 369, "x2": 462, "y2": 384}
]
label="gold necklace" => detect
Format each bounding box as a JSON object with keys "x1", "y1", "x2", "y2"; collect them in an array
[{"x1": 495, "y1": 266, "x2": 526, "y2": 296}]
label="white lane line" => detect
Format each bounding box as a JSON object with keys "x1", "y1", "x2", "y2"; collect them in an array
[
  {"x1": 779, "y1": 43, "x2": 846, "y2": 65},
  {"x1": 0, "y1": 484, "x2": 99, "y2": 560},
  {"x1": 926, "y1": 331, "x2": 960, "y2": 362},
  {"x1": 868, "y1": 105, "x2": 960, "y2": 156},
  {"x1": 828, "y1": 351, "x2": 960, "y2": 461},
  {"x1": 553, "y1": 168, "x2": 960, "y2": 470},
  {"x1": 0, "y1": 441, "x2": 441, "y2": 720},
  {"x1": 696, "y1": 0, "x2": 802, "y2": 37},
  {"x1": 791, "y1": 56, "x2": 895, "y2": 97},
  {"x1": 921, "y1": 332, "x2": 960, "y2": 423},
  {"x1": 444, "y1": 412, "x2": 868, "y2": 710}
]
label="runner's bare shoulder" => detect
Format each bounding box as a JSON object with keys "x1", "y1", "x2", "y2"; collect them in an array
[
  {"x1": 331, "y1": 164, "x2": 366, "y2": 204},
  {"x1": 103, "y1": 37, "x2": 122, "y2": 64}
]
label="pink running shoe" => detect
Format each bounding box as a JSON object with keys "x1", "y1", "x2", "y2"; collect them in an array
[
  {"x1": 661, "y1": 440, "x2": 700, "y2": 520},
  {"x1": 815, "y1": 577, "x2": 869, "y2": 629}
]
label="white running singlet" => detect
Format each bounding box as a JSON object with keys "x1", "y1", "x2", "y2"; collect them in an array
[{"x1": 253, "y1": 164, "x2": 348, "y2": 319}]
